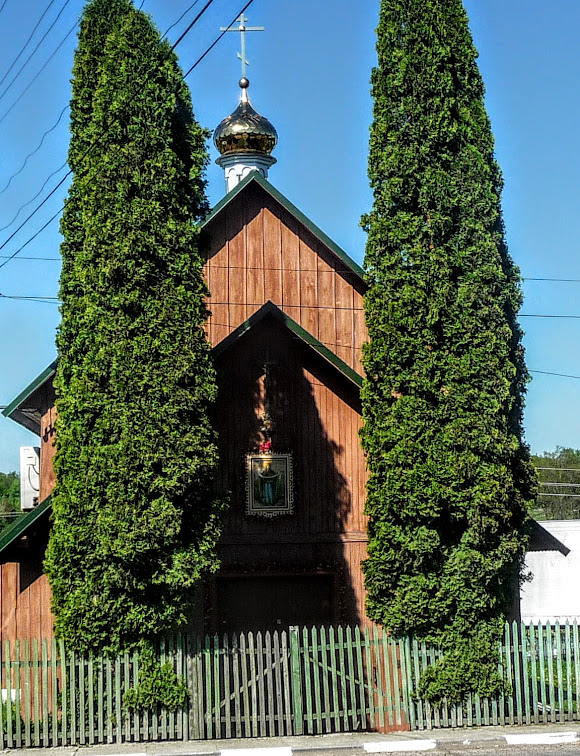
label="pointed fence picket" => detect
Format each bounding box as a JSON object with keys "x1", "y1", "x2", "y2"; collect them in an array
[
  {"x1": 406, "y1": 620, "x2": 580, "y2": 730},
  {"x1": 0, "y1": 621, "x2": 579, "y2": 746}
]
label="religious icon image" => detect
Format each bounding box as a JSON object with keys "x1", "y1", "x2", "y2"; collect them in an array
[{"x1": 246, "y1": 453, "x2": 294, "y2": 517}]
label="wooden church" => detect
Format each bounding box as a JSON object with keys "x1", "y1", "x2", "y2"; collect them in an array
[{"x1": 1, "y1": 76, "x2": 372, "y2": 642}]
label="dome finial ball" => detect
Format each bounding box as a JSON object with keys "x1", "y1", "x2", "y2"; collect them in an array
[{"x1": 239, "y1": 77, "x2": 250, "y2": 89}]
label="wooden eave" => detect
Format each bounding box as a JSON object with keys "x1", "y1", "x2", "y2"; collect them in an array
[
  {"x1": 2, "y1": 360, "x2": 57, "y2": 434},
  {"x1": 213, "y1": 300, "x2": 364, "y2": 390},
  {"x1": 0, "y1": 495, "x2": 52, "y2": 557},
  {"x1": 201, "y1": 171, "x2": 366, "y2": 284}
]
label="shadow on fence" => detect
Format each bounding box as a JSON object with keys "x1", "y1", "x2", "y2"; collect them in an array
[{"x1": 1, "y1": 621, "x2": 579, "y2": 746}]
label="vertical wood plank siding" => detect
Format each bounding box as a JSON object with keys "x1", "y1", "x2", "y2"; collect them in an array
[{"x1": 203, "y1": 184, "x2": 367, "y2": 375}]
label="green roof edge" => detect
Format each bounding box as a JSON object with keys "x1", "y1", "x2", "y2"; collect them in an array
[
  {"x1": 213, "y1": 301, "x2": 364, "y2": 389},
  {"x1": 201, "y1": 172, "x2": 366, "y2": 282},
  {"x1": 0, "y1": 495, "x2": 52, "y2": 556},
  {"x1": 2, "y1": 360, "x2": 57, "y2": 420}
]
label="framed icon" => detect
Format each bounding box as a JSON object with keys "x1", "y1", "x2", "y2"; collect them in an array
[{"x1": 245, "y1": 453, "x2": 294, "y2": 517}]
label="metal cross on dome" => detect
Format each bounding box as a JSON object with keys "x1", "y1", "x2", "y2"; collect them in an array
[{"x1": 220, "y1": 13, "x2": 264, "y2": 79}]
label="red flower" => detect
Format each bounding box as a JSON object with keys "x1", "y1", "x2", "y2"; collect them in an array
[{"x1": 260, "y1": 440, "x2": 272, "y2": 453}]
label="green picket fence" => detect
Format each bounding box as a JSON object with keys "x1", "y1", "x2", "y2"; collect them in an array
[
  {"x1": 193, "y1": 626, "x2": 408, "y2": 739},
  {"x1": 408, "y1": 621, "x2": 580, "y2": 729},
  {"x1": 1, "y1": 621, "x2": 580, "y2": 747},
  {"x1": 0, "y1": 635, "x2": 188, "y2": 748}
]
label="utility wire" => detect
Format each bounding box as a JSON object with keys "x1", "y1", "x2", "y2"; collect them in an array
[
  {"x1": 536, "y1": 467, "x2": 580, "y2": 472},
  {"x1": 0, "y1": 0, "x2": 194, "y2": 220},
  {"x1": 0, "y1": 20, "x2": 77, "y2": 126},
  {"x1": 521, "y1": 315, "x2": 580, "y2": 319},
  {"x1": 539, "y1": 482, "x2": 580, "y2": 487},
  {"x1": 0, "y1": 0, "x2": 58, "y2": 91},
  {"x1": 0, "y1": 255, "x2": 59, "y2": 260},
  {"x1": 537, "y1": 493, "x2": 580, "y2": 498},
  {"x1": 0, "y1": 0, "x2": 248, "y2": 270},
  {"x1": 530, "y1": 370, "x2": 580, "y2": 380},
  {"x1": 0, "y1": 0, "x2": 73, "y2": 104},
  {"x1": 524, "y1": 278, "x2": 580, "y2": 283},
  {"x1": 0, "y1": 105, "x2": 68, "y2": 195},
  {"x1": 170, "y1": 0, "x2": 216, "y2": 50},
  {"x1": 0, "y1": 204, "x2": 63, "y2": 269},
  {"x1": 0, "y1": 0, "x2": 9, "y2": 16},
  {"x1": 0, "y1": 159, "x2": 68, "y2": 235},
  {"x1": 162, "y1": 0, "x2": 202, "y2": 40},
  {"x1": 183, "y1": 0, "x2": 256, "y2": 78}
]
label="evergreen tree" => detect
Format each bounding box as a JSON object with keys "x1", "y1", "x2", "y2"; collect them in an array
[
  {"x1": 361, "y1": 0, "x2": 536, "y2": 701},
  {"x1": 45, "y1": 0, "x2": 222, "y2": 658}
]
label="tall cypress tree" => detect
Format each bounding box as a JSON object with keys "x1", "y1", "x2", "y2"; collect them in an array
[
  {"x1": 45, "y1": 0, "x2": 222, "y2": 657},
  {"x1": 361, "y1": 0, "x2": 536, "y2": 701}
]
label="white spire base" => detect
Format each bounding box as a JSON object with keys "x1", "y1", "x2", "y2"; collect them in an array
[{"x1": 216, "y1": 152, "x2": 277, "y2": 193}]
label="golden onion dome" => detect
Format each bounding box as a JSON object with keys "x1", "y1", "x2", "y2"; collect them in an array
[{"x1": 214, "y1": 77, "x2": 278, "y2": 157}]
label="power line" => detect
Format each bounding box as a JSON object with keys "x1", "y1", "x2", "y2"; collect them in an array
[
  {"x1": 0, "y1": 20, "x2": 77, "y2": 126},
  {"x1": 170, "y1": 0, "x2": 216, "y2": 51},
  {"x1": 537, "y1": 493, "x2": 580, "y2": 498},
  {"x1": 0, "y1": 0, "x2": 250, "y2": 269},
  {"x1": 521, "y1": 314, "x2": 580, "y2": 319},
  {"x1": 0, "y1": 0, "x2": 73, "y2": 105},
  {"x1": 0, "y1": 105, "x2": 68, "y2": 195},
  {"x1": 535, "y1": 467, "x2": 580, "y2": 473},
  {"x1": 162, "y1": 0, "x2": 202, "y2": 40},
  {"x1": 539, "y1": 482, "x2": 580, "y2": 487},
  {"x1": 0, "y1": 294, "x2": 58, "y2": 300},
  {"x1": 0, "y1": 205, "x2": 63, "y2": 270},
  {"x1": 0, "y1": 159, "x2": 68, "y2": 234},
  {"x1": 0, "y1": 168, "x2": 69, "y2": 266},
  {"x1": 0, "y1": 0, "x2": 58, "y2": 91},
  {"x1": 527, "y1": 275, "x2": 580, "y2": 283},
  {"x1": 530, "y1": 370, "x2": 580, "y2": 380},
  {"x1": 0, "y1": 255, "x2": 59, "y2": 260},
  {"x1": 183, "y1": 0, "x2": 256, "y2": 77},
  {"x1": 0, "y1": 0, "x2": 10, "y2": 16}
]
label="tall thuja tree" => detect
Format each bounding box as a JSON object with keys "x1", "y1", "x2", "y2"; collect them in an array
[
  {"x1": 45, "y1": 0, "x2": 222, "y2": 665},
  {"x1": 361, "y1": 0, "x2": 536, "y2": 701}
]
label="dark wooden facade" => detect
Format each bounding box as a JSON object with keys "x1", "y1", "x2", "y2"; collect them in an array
[{"x1": 1, "y1": 174, "x2": 371, "y2": 641}]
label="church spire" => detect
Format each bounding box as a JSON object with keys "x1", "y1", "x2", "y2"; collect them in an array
[{"x1": 214, "y1": 15, "x2": 278, "y2": 193}]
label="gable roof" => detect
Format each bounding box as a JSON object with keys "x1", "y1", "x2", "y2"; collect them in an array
[
  {"x1": 213, "y1": 301, "x2": 363, "y2": 389},
  {"x1": 2, "y1": 360, "x2": 57, "y2": 434},
  {"x1": 202, "y1": 171, "x2": 366, "y2": 283}
]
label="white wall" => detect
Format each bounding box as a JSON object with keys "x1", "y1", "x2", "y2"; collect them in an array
[{"x1": 521, "y1": 520, "x2": 580, "y2": 623}]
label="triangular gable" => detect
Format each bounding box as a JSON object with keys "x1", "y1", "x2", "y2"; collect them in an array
[
  {"x1": 202, "y1": 171, "x2": 366, "y2": 283},
  {"x1": 213, "y1": 301, "x2": 363, "y2": 390}
]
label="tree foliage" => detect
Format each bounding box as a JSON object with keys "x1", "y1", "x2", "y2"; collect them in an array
[
  {"x1": 531, "y1": 448, "x2": 580, "y2": 520},
  {"x1": 45, "y1": 0, "x2": 222, "y2": 657},
  {"x1": 361, "y1": 0, "x2": 536, "y2": 701},
  {"x1": 0, "y1": 472, "x2": 19, "y2": 514}
]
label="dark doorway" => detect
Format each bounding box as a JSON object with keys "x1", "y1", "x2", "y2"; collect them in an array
[{"x1": 216, "y1": 574, "x2": 334, "y2": 632}]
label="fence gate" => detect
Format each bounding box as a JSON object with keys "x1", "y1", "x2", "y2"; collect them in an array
[
  {"x1": 291, "y1": 625, "x2": 409, "y2": 735},
  {"x1": 186, "y1": 626, "x2": 410, "y2": 739},
  {"x1": 187, "y1": 630, "x2": 294, "y2": 739}
]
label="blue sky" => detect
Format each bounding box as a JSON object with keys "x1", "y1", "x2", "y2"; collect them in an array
[{"x1": 0, "y1": 0, "x2": 579, "y2": 472}]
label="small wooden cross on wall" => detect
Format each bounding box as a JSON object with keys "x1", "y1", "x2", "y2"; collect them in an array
[{"x1": 220, "y1": 13, "x2": 264, "y2": 78}]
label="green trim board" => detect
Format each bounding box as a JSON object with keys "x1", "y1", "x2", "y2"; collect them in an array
[
  {"x1": 2, "y1": 360, "x2": 57, "y2": 434},
  {"x1": 202, "y1": 171, "x2": 366, "y2": 282},
  {"x1": 0, "y1": 495, "x2": 52, "y2": 556},
  {"x1": 213, "y1": 300, "x2": 364, "y2": 389}
]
